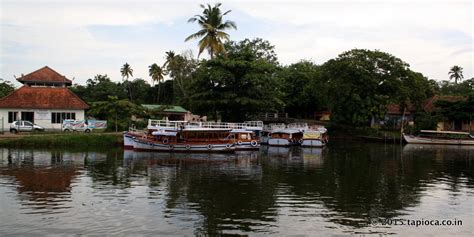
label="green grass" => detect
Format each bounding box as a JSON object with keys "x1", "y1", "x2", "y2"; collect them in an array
[{"x1": 0, "y1": 133, "x2": 123, "y2": 148}]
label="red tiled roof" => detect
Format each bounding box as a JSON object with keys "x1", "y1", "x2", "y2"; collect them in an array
[
  {"x1": 0, "y1": 86, "x2": 89, "y2": 110},
  {"x1": 386, "y1": 104, "x2": 415, "y2": 115},
  {"x1": 422, "y1": 95, "x2": 466, "y2": 113},
  {"x1": 386, "y1": 96, "x2": 467, "y2": 115},
  {"x1": 17, "y1": 66, "x2": 72, "y2": 85}
]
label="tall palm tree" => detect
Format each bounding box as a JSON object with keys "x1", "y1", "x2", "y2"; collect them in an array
[
  {"x1": 448, "y1": 65, "x2": 464, "y2": 84},
  {"x1": 163, "y1": 51, "x2": 177, "y2": 68},
  {"x1": 149, "y1": 63, "x2": 165, "y2": 103},
  {"x1": 185, "y1": 3, "x2": 237, "y2": 58},
  {"x1": 121, "y1": 63, "x2": 134, "y2": 101}
]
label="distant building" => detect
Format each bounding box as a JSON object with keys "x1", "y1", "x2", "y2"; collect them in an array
[
  {"x1": 376, "y1": 95, "x2": 473, "y2": 131},
  {"x1": 0, "y1": 66, "x2": 89, "y2": 130},
  {"x1": 142, "y1": 104, "x2": 193, "y2": 121}
]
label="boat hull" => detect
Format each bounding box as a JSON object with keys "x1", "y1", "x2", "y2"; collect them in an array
[
  {"x1": 234, "y1": 141, "x2": 260, "y2": 150},
  {"x1": 268, "y1": 138, "x2": 300, "y2": 146},
  {"x1": 123, "y1": 132, "x2": 143, "y2": 149},
  {"x1": 133, "y1": 138, "x2": 235, "y2": 153},
  {"x1": 301, "y1": 139, "x2": 326, "y2": 147},
  {"x1": 403, "y1": 134, "x2": 474, "y2": 145}
]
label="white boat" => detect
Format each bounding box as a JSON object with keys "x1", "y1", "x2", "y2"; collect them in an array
[
  {"x1": 268, "y1": 129, "x2": 303, "y2": 146},
  {"x1": 301, "y1": 126, "x2": 328, "y2": 147},
  {"x1": 261, "y1": 123, "x2": 286, "y2": 144},
  {"x1": 123, "y1": 130, "x2": 146, "y2": 149},
  {"x1": 403, "y1": 130, "x2": 474, "y2": 145}
]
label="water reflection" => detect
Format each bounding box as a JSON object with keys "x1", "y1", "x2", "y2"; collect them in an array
[{"x1": 0, "y1": 144, "x2": 472, "y2": 236}]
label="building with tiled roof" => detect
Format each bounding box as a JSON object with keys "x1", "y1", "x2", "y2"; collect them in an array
[{"x1": 0, "y1": 66, "x2": 89, "y2": 130}]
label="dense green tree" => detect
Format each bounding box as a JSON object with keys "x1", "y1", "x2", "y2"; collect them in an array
[
  {"x1": 87, "y1": 96, "x2": 144, "y2": 132},
  {"x1": 188, "y1": 38, "x2": 283, "y2": 121},
  {"x1": 439, "y1": 78, "x2": 473, "y2": 96},
  {"x1": 321, "y1": 49, "x2": 434, "y2": 126},
  {"x1": 163, "y1": 50, "x2": 198, "y2": 104},
  {"x1": 435, "y1": 95, "x2": 474, "y2": 123},
  {"x1": 0, "y1": 79, "x2": 15, "y2": 98},
  {"x1": 71, "y1": 74, "x2": 127, "y2": 102},
  {"x1": 126, "y1": 79, "x2": 152, "y2": 105},
  {"x1": 148, "y1": 63, "x2": 165, "y2": 103},
  {"x1": 185, "y1": 3, "x2": 237, "y2": 58},
  {"x1": 278, "y1": 61, "x2": 329, "y2": 118},
  {"x1": 448, "y1": 65, "x2": 464, "y2": 84}
]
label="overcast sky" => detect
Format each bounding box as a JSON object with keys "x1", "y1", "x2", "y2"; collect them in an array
[{"x1": 1, "y1": 0, "x2": 472, "y2": 86}]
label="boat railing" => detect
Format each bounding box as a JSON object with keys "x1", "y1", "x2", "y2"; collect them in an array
[
  {"x1": 263, "y1": 123, "x2": 287, "y2": 131},
  {"x1": 287, "y1": 123, "x2": 309, "y2": 131},
  {"x1": 147, "y1": 119, "x2": 264, "y2": 131},
  {"x1": 148, "y1": 120, "x2": 187, "y2": 130}
]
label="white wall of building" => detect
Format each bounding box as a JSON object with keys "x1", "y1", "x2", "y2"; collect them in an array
[{"x1": 0, "y1": 109, "x2": 85, "y2": 131}]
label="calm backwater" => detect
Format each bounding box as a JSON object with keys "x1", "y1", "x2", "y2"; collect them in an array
[{"x1": 0, "y1": 143, "x2": 472, "y2": 236}]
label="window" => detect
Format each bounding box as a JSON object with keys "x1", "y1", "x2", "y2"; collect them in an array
[
  {"x1": 8, "y1": 112, "x2": 18, "y2": 123},
  {"x1": 51, "y1": 112, "x2": 76, "y2": 124},
  {"x1": 21, "y1": 112, "x2": 34, "y2": 123}
]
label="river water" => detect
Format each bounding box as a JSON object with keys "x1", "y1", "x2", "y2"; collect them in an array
[{"x1": 0, "y1": 143, "x2": 472, "y2": 236}]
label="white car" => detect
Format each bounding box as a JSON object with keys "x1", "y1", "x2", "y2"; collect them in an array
[{"x1": 10, "y1": 121, "x2": 45, "y2": 133}]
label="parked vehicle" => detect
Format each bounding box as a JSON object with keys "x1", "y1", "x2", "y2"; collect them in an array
[
  {"x1": 62, "y1": 120, "x2": 92, "y2": 133},
  {"x1": 9, "y1": 121, "x2": 45, "y2": 133}
]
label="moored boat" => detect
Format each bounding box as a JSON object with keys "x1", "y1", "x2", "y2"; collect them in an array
[
  {"x1": 403, "y1": 130, "x2": 474, "y2": 145},
  {"x1": 133, "y1": 127, "x2": 235, "y2": 152},
  {"x1": 268, "y1": 129, "x2": 303, "y2": 146},
  {"x1": 301, "y1": 126, "x2": 328, "y2": 147},
  {"x1": 261, "y1": 123, "x2": 286, "y2": 144}
]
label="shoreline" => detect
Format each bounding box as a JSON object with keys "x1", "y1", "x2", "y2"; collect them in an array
[{"x1": 0, "y1": 133, "x2": 123, "y2": 148}]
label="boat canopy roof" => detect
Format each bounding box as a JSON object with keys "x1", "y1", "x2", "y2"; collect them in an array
[
  {"x1": 420, "y1": 130, "x2": 470, "y2": 135},
  {"x1": 272, "y1": 129, "x2": 303, "y2": 134}
]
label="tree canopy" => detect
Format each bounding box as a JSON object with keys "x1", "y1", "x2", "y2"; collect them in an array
[{"x1": 188, "y1": 39, "x2": 283, "y2": 121}]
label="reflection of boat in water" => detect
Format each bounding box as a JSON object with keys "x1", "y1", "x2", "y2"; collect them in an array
[
  {"x1": 301, "y1": 147, "x2": 324, "y2": 167},
  {"x1": 403, "y1": 130, "x2": 474, "y2": 145},
  {"x1": 123, "y1": 150, "x2": 259, "y2": 163}
]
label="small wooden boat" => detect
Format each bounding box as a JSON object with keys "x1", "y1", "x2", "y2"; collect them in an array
[{"x1": 403, "y1": 130, "x2": 474, "y2": 145}]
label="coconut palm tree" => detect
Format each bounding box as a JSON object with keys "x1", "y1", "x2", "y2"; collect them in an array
[
  {"x1": 164, "y1": 51, "x2": 177, "y2": 68},
  {"x1": 448, "y1": 65, "x2": 464, "y2": 84},
  {"x1": 149, "y1": 63, "x2": 165, "y2": 103},
  {"x1": 121, "y1": 63, "x2": 134, "y2": 101},
  {"x1": 185, "y1": 3, "x2": 237, "y2": 58}
]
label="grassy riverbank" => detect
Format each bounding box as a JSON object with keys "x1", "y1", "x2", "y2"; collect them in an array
[{"x1": 0, "y1": 133, "x2": 123, "y2": 148}]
